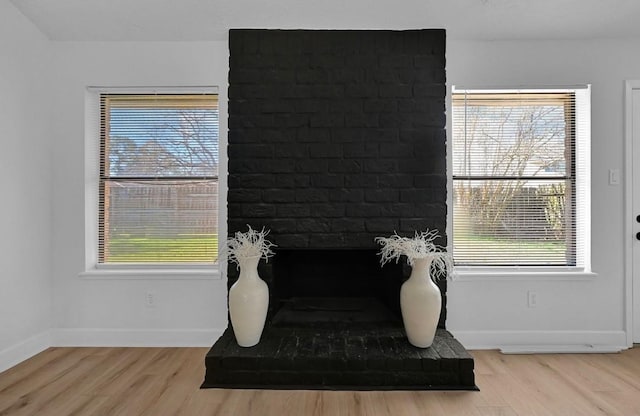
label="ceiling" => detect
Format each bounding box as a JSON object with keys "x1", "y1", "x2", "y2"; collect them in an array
[{"x1": 10, "y1": 0, "x2": 640, "y2": 42}]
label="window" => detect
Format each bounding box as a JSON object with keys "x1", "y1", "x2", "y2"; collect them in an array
[
  {"x1": 451, "y1": 87, "x2": 590, "y2": 268},
  {"x1": 98, "y1": 93, "x2": 219, "y2": 265}
]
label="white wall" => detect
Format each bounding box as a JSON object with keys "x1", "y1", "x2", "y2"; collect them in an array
[
  {"x1": 49, "y1": 37, "x2": 638, "y2": 351},
  {"x1": 0, "y1": 0, "x2": 52, "y2": 371},
  {"x1": 49, "y1": 42, "x2": 229, "y2": 346},
  {"x1": 446, "y1": 38, "x2": 636, "y2": 351}
]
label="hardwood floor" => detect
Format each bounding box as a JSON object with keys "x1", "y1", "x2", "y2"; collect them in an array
[{"x1": 1, "y1": 346, "x2": 640, "y2": 415}]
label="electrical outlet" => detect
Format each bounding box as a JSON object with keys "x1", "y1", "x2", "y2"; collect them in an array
[
  {"x1": 145, "y1": 291, "x2": 156, "y2": 308},
  {"x1": 527, "y1": 291, "x2": 537, "y2": 308}
]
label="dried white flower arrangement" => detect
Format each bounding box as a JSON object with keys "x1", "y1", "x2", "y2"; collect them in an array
[
  {"x1": 226, "y1": 225, "x2": 276, "y2": 266},
  {"x1": 375, "y1": 229, "x2": 453, "y2": 280}
]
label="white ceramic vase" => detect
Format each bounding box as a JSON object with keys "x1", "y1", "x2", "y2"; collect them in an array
[
  {"x1": 400, "y1": 255, "x2": 442, "y2": 348},
  {"x1": 228, "y1": 255, "x2": 269, "y2": 347}
]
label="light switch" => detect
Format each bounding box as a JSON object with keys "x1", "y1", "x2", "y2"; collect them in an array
[{"x1": 609, "y1": 169, "x2": 620, "y2": 185}]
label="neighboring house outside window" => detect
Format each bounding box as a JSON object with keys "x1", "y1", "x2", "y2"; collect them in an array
[
  {"x1": 98, "y1": 93, "x2": 219, "y2": 265},
  {"x1": 451, "y1": 87, "x2": 590, "y2": 270}
]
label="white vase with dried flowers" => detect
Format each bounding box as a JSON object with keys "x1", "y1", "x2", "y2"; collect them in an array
[
  {"x1": 375, "y1": 230, "x2": 452, "y2": 348},
  {"x1": 227, "y1": 226, "x2": 276, "y2": 347}
]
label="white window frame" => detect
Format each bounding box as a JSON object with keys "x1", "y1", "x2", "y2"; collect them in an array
[
  {"x1": 80, "y1": 86, "x2": 224, "y2": 280},
  {"x1": 447, "y1": 85, "x2": 595, "y2": 281}
]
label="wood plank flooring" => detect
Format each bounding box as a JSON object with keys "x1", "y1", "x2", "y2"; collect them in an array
[{"x1": 1, "y1": 346, "x2": 640, "y2": 415}]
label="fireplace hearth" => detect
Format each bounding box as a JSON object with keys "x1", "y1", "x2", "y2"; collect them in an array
[
  {"x1": 203, "y1": 327, "x2": 475, "y2": 390},
  {"x1": 202, "y1": 28, "x2": 476, "y2": 390}
]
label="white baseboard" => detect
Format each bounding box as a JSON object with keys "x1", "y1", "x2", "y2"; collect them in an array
[
  {"x1": 51, "y1": 328, "x2": 225, "y2": 348},
  {"x1": 2, "y1": 328, "x2": 627, "y2": 373},
  {"x1": 450, "y1": 329, "x2": 629, "y2": 353},
  {"x1": 0, "y1": 331, "x2": 52, "y2": 373}
]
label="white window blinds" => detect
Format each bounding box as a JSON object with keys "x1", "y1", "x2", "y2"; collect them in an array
[
  {"x1": 451, "y1": 88, "x2": 590, "y2": 267},
  {"x1": 99, "y1": 94, "x2": 219, "y2": 264}
]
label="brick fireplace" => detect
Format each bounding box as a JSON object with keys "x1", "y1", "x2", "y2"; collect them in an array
[{"x1": 203, "y1": 29, "x2": 475, "y2": 390}]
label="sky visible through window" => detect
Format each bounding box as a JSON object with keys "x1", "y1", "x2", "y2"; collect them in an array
[{"x1": 108, "y1": 107, "x2": 219, "y2": 177}]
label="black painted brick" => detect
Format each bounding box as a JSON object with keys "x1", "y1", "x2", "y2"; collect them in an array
[
  {"x1": 296, "y1": 69, "x2": 329, "y2": 84},
  {"x1": 241, "y1": 204, "x2": 276, "y2": 218},
  {"x1": 274, "y1": 234, "x2": 309, "y2": 248},
  {"x1": 274, "y1": 174, "x2": 310, "y2": 188},
  {"x1": 310, "y1": 233, "x2": 346, "y2": 248},
  {"x1": 363, "y1": 98, "x2": 398, "y2": 113},
  {"x1": 329, "y1": 99, "x2": 364, "y2": 113},
  {"x1": 295, "y1": 159, "x2": 329, "y2": 173},
  {"x1": 228, "y1": 144, "x2": 273, "y2": 159},
  {"x1": 378, "y1": 54, "x2": 414, "y2": 68},
  {"x1": 343, "y1": 143, "x2": 379, "y2": 158},
  {"x1": 365, "y1": 128, "x2": 399, "y2": 142},
  {"x1": 276, "y1": 204, "x2": 311, "y2": 218},
  {"x1": 329, "y1": 188, "x2": 365, "y2": 203},
  {"x1": 344, "y1": 113, "x2": 380, "y2": 128},
  {"x1": 378, "y1": 83, "x2": 413, "y2": 98},
  {"x1": 414, "y1": 174, "x2": 446, "y2": 188},
  {"x1": 259, "y1": 128, "x2": 297, "y2": 143},
  {"x1": 344, "y1": 174, "x2": 378, "y2": 188},
  {"x1": 379, "y1": 112, "x2": 416, "y2": 128},
  {"x1": 365, "y1": 218, "x2": 399, "y2": 233},
  {"x1": 378, "y1": 173, "x2": 414, "y2": 188},
  {"x1": 343, "y1": 233, "x2": 378, "y2": 249},
  {"x1": 274, "y1": 144, "x2": 307, "y2": 158},
  {"x1": 228, "y1": 29, "x2": 450, "y2": 333},
  {"x1": 328, "y1": 160, "x2": 363, "y2": 173},
  {"x1": 331, "y1": 128, "x2": 364, "y2": 142},
  {"x1": 346, "y1": 203, "x2": 381, "y2": 218},
  {"x1": 279, "y1": 84, "x2": 313, "y2": 98},
  {"x1": 228, "y1": 173, "x2": 275, "y2": 189},
  {"x1": 308, "y1": 203, "x2": 346, "y2": 218},
  {"x1": 297, "y1": 218, "x2": 332, "y2": 233},
  {"x1": 346, "y1": 84, "x2": 380, "y2": 98},
  {"x1": 363, "y1": 159, "x2": 397, "y2": 173},
  {"x1": 365, "y1": 189, "x2": 398, "y2": 203},
  {"x1": 330, "y1": 68, "x2": 365, "y2": 83},
  {"x1": 297, "y1": 127, "x2": 331, "y2": 142},
  {"x1": 228, "y1": 189, "x2": 262, "y2": 203},
  {"x1": 379, "y1": 143, "x2": 413, "y2": 158},
  {"x1": 228, "y1": 128, "x2": 260, "y2": 144},
  {"x1": 262, "y1": 189, "x2": 296, "y2": 203},
  {"x1": 413, "y1": 83, "x2": 447, "y2": 98},
  {"x1": 399, "y1": 219, "x2": 438, "y2": 233},
  {"x1": 257, "y1": 99, "x2": 295, "y2": 113},
  {"x1": 308, "y1": 143, "x2": 342, "y2": 158},
  {"x1": 331, "y1": 218, "x2": 365, "y2": 232},
  {"x1": 295, "y1": 188, "x2": 329, "y2": 203},
  {"x1": 310, "y1": 113, "x2": 344, "y2": 128},
  {"x1": 400, "y1": 189, "x2": 436, "y2": 203},
  {"x1": 228, "y1": 219, "x2": 252, "y2": 235},
  {"x1": 381, "y1": 203, "x2": 417, "y2": 218},
  {"x1": 311, "y1": 174, "x2": 344, "y2": 188},
  {"x1": 398, "y1": 98, "x2": 431, "y2": 113},
  {"x1": 312, "y1": 84, "x2": 345, "y2": 98},
  {"x1": 294, "y1": 99, "x2": 329, "y2": 113},
  {"x1": 268, "y1": 159, "x2": 297, "y2": 173},
  {"x1": 262, "y1": 69, "x2": 296, "y2": 84},
  {"x1": 273, "y1": 113, "x2": 309, "y2": 128},
  {"x1": 269, "y1": 218, "x2": 298, "y2": 234}
]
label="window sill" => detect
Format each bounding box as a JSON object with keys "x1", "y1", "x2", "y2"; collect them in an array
[
  {"x1": 79, "y1": 266, "x2": 222, "y2": 280},
  {"x1": 452, "y1": 267, "x2": 597, "y2": 282}
]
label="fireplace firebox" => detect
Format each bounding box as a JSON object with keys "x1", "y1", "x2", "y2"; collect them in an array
[{"x1": 269, "y1": 248, "x2": 403, "y2": 329}]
